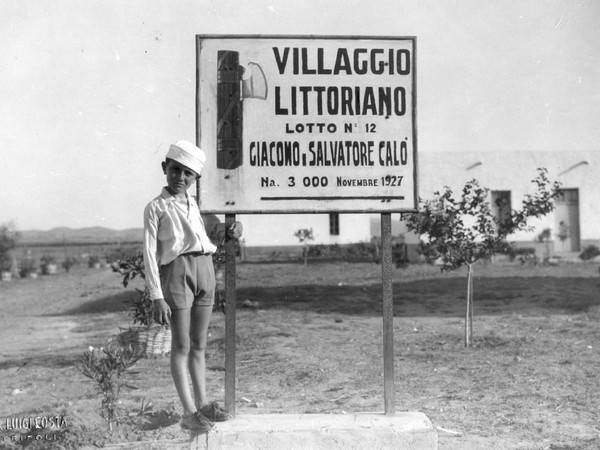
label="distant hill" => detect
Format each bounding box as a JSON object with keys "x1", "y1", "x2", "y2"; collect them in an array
[{"x1": 19, "y1": 227, "x2": 143, "y2": 245}]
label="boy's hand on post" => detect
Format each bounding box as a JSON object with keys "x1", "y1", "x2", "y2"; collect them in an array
[
  {"x1": 153, "y1": 298, "x2": 171, "y2": 326},
  {"x1": 227, "y1": 222, "x2": 243, "y2": 240}
]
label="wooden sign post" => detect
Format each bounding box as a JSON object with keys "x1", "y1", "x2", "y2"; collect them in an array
[
  {"x1": 381, "y1": 212, "x2": 395, "y2": 415},
  {"x1": 224, "y1": 213, "x2": 237, "y2": 415},
  {"x1": 196, "y1": 35, "x2": 417, "y2": 417}
]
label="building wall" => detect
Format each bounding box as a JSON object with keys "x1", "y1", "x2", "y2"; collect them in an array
[
  {"x1": 237, "y1": 212, "x2": 377, "y2": 248},
  {"x1": 417, "y1": 150, "x2": 598, "y2": 246},
  {"x1": 229, "y1": 151, "x2": 598, "y2": 252}
]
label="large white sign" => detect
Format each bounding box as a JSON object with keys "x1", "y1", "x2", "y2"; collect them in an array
[{"x1": 196, "y1": 35, "x2": 417, "y2": 213}]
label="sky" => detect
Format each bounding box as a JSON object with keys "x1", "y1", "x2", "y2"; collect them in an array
[{"x1": 0, "y1": 0, "x2": 598, "y2": 231}]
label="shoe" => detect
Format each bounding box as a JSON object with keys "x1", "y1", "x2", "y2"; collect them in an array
[
  {"x1": 199, "y1": 402, "x2": 232, "y2": 422},
  {"x1": 180, "y1": 411, "x2": 214, "y2": 433}
]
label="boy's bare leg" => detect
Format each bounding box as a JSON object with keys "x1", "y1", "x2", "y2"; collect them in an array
[
  {"x1": 170, "y1": 308, "x2": 196, "y2": 415},
  {"x1": 189, "y1": 304, "x2": 213, "y2": 410}
]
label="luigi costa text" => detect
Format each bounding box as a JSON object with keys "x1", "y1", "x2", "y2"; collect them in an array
[
  {"x1": 1, "y1": 415, "x2": 67, "y2": 442},
  {"x1": 249, "y1": 45, "x2": 413, "y2": 177}
]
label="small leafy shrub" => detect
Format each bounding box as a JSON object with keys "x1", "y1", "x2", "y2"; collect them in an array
[
  {"x1": 114, "y1": 248, "x2": 230, "y2": 317},
  {"x1": 537, "y1": 228, "x2": 553, "y2": 261},
  {"x1": 506, "y1": 247, "x2": 538, "y2": 265},
  {"x1": 105, "y1": 246, "x2": 142, "y2": 265},
  {"x1": 111, "y1": 252, "x2": 153, "y2": 326},
  {"x1": 392, "y1": 243, "x2": 409, "y2": 268},
  {"x1": 75, "y1": 343, "x2": 143, "y2": 430},
  {"x1": 342, "y1": 242, "x2": 372, "y2": 258},
  {"x1": 371, "y1": 238, "x2": 407, "y2": 267},
  {"x1": 580, "y1": 245, "x2": 600, "y2": 261},
  {"x1": 41, "y1": 255, "x2": 56, "y2": 265},
  {"x1": 307, "y1": 244, "x2": 327, "y2": 257},
  {"x1": 214, "y1": 265, "x2": 226, "y2": 314},
  {"x1": 0, "y1": 221, "x2": 19, "y2": 273},
  {"x1": 212, "y1": 245, "x2": 227, "y2": 314},
  {"x1": 212, "y1": 243, "x2": 227, "y2": 266},
  {"x1": 112, "y1": 252, "x2": 145, "y2": 286},
  {"x1": 88, "y1": 255, "x2": 102, "y2": 268},
  {"x1": 556, "y1": 221, "x2": 570, "y2": 250},
  {"x1": 294, "y1": 228, "x2": 314, "y2": 242},
  {"x1": 294, "y1": 228, "x2": 314, "y2": 266},
  {"x1": 19, "y1": 257, "x2": 38, "y2": 277},
  {"x1": 127, "y1": 288, "x2": 153, "y2": 326},
  {"x1": 62, "y1": 256, "x2": 79, "y2": 272},
  {"x1": 328, "y1": 244, "x2": 344, "y2": 258},
  {"x1": 40, "y1": 255, "x2": 58, "y2": 275},
  {"x1": 306, "y1": 242, "x2": 379, "y2": 261},
  {"x1": 537, "y1": 228, "x2": 552, "y2": 242}
]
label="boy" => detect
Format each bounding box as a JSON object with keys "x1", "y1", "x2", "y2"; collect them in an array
[{"x1": 143, "y1": 140, "x2": 243, "y2": 433}]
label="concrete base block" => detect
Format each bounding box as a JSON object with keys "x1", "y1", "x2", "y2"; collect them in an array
[
  {"x1": 197, "y1": 412, "x2": 438, "y2": 450},
  {"x1": 99, "y1": 412, "x2": 437, "y2": 450}
]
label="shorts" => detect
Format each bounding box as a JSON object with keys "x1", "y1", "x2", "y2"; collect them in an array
[{"x1": 160, "y1": 253, "x2": 215, "y2": 310}]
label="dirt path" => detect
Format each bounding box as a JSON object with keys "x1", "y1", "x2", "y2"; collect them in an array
[{"x1": 0, "y1": 268, "x2": 131, "y2": 417}]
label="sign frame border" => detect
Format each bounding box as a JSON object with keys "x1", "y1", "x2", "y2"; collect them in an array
[{"x1": 195, "y1": 34, "x2": 418, "y2": 215}]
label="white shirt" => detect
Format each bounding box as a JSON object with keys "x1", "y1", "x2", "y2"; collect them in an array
[{"x1": 143, "y1": 188, "x2": 221, "y2": 301}]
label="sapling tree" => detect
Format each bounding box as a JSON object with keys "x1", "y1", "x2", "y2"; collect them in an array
[
  {"x1": 557, "y1": 221, "x2": 570, "y2": 251},
  {"x1": 403, "y1": 168, "x2": 561, "y2": 347},
  {"x1": 294, "y1": 228, "x2": 314, "y2": 266},
  {"x1": 537, "y1": 228, "x2": 552, "y2": 263},
  {"x1": 0, "y1": 221, "x2": 20, "y2": 274}
]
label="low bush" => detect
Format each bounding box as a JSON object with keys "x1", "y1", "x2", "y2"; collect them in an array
[
  {"x1": 0, "y1": 221, "x2": 19, "y2": 273},
  {"x1": 306, "y1": 242, "x2": 379, "y2": 260},
  {"x1": 504, "y1": 247, "x2": 538, "y2": 264},
  {"x1": 19, "y1": 257, "x2": 38, "y2": 277},
  {"x1": 75, "y1": 343, "x2": 143, "y2": 430},
  {"x1": 40, "y1": 255, "x2": 59, "y2": 275},
  {"x1": 88, "y1": 255, "x2": 102, "y2": 268},
  {"x1": 105, "y1": 246, "x2": 142, "y2": 265},
  {"x1": 62, "y1": 256, "x2": 79, "y2": 272},
  {"x1": 580, "y1": 245, "x2": 600, "y2": 261},
  {"x1": 111, "y1": 252, "x2": 153, "y2": 326}
]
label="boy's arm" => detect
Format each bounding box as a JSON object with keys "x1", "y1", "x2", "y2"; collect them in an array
[
  {"x1": 202, "y1": 213, "x2": 243, "y2": 244},
  {"x1": 202, "y1": 213, "x2": 226, "y2": 245},
  {"x1": 143, "y1": 204, "x2": 163, "y2": 301}
]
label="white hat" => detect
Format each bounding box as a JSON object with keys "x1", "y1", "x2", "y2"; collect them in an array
[{"x1": 166, "y1": 140, "x2": 206, "y2": 175}]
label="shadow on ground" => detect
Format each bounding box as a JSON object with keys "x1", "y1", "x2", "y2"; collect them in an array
[
  {"x1": 0, "y1": 351, "x2": 79, "y2": 370},
  {"x1": 39, "y1": 276, "x2": 600, "y2": 320},
  {"x1": 138, "y1": 410, "x2": 180, "y2": 431},
  {"x1": 238, "y1": 276, "x2": 600, "y2": 317},
  {"x1": 46, "y1": 290, "x2": 134, "y2": 316}
]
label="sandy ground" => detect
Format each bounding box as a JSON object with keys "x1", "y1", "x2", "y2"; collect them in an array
[{"x1": 1, "y1": 261, "x2": 599, "y2": 449}]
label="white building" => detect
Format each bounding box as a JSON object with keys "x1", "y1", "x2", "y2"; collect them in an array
[{"x1": 238, "y1": 150, "x2": 598, "y2": 259}]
